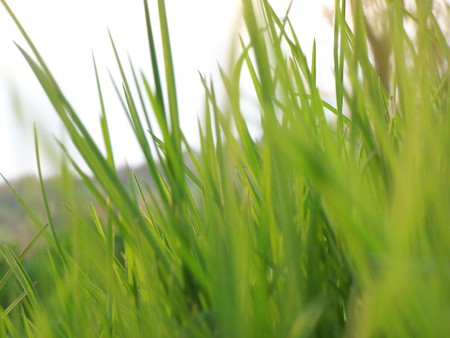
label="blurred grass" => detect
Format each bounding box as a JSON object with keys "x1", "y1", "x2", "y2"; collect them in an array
[{"x1": 0, "y1": 0, "x2": 449, "y2": 337}]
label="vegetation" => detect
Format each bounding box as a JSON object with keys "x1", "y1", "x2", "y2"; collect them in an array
[{"x1": 1, "y1": 0, "x2": 449, "y2": 337}]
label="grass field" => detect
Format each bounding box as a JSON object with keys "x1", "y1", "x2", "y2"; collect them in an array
[{"x1": 1, "y1": 0, "x2": 449, "y2": 337}]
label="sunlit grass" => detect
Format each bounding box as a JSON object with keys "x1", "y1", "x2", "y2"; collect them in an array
[{"x1": 0, "y1": 0, "x2": 449, "y2": 337}]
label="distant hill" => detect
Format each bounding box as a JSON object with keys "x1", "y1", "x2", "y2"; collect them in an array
[{"x1": 0, "y1": 163, "x2": 154, "y2": 247}]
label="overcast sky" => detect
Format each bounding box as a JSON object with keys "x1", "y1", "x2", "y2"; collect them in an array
[{"x1": 0, "y1": 0, "x2": 333, "y2": 180}]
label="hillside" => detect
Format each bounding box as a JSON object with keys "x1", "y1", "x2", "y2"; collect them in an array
[{"x1": 0, "y1": 163, "x2": 154, "y2": 246}]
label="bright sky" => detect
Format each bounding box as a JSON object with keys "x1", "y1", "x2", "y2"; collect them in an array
[{"x1": 0, "y1": 0, "x2": 333, "y2": 180}]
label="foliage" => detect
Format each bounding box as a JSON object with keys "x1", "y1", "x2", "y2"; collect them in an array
[{"x1": 0, "y1": 0, "x2": 449, "y2": 337}]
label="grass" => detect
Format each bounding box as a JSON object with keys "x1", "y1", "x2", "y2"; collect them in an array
[{"x1": 0, "y1": 0, "x2": 449, "y2": 337}]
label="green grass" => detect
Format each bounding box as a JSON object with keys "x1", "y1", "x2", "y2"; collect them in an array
[{"x1": 1, "y1": 0, "x2": 449, "y2": 337}]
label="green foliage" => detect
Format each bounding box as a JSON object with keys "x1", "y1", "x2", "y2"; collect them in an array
[{"x1": 1, "y1": 0, "x2": 449, "y2": 337}]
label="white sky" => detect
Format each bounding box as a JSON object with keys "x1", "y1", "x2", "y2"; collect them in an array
[{"x1": 0, "y1": 0, "x2": 333, "y2": 180}]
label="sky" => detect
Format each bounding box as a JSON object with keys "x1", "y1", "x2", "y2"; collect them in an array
[{"x1": 0, "y1": 0, "x2": 333, "y2": 180}]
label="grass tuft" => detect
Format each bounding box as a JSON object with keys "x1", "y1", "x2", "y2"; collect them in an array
[{"x1": 0, "y1": 0, "x2": 449, "y2": 337}]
